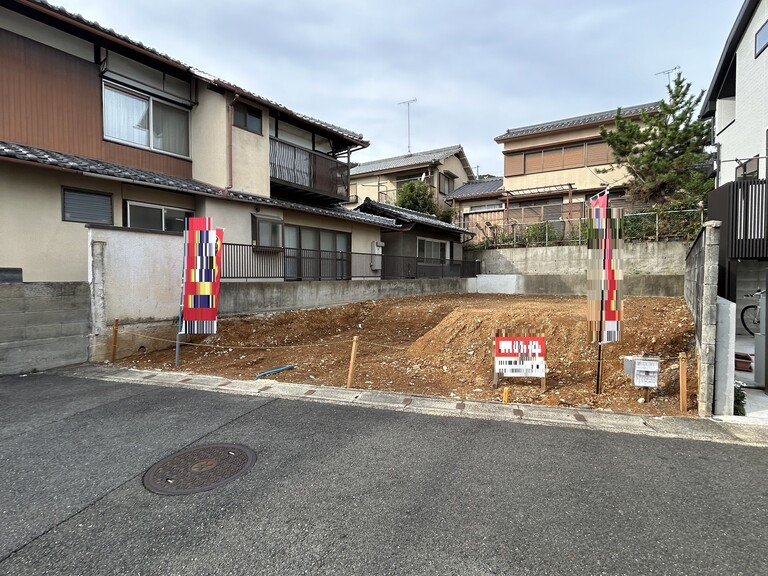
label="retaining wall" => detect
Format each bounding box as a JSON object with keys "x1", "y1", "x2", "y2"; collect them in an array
[{"x1": 0, "y1": 282, "x2": 90, "y2": 375}]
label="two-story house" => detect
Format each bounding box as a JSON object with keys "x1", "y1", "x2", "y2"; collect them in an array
[
  {"x1": 701, "y1": 0, "x2": 768, "y2": 308},
  {"x1": 0, "y1": 0, "x2": 396, "y2": 285},
  {"x1": 348, "y1": 145, "x2": 475, "y2": 210},
  {"x1": 488, "y1": 103, "x2": 661, "y2": 227}
]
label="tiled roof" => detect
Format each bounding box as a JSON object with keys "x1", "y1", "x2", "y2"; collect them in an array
[
  {"x1": 495, "y1": 102, "x2": 662, "y2": 141},
  {"x1": 0, "y1": 140, "x2": 223, "y2": 196},
  {"x1": 351, "y1": 145, "x2": 467, "y2": 176},
  {"x1": 228, "y1": 192, "x2": 400, "y2": 230},
  {"x1": 26, "y1": 1, "x2": 367, "y2": 146},
  {"x1": 0, "y1": 140, "x2": 398, "y2": 229},
  {"x1": 355, "y1": 198, "x2": 473, "y2": 235},
  {"x1": 447, "y1": 178, "x2": 504, "y2": 201}
]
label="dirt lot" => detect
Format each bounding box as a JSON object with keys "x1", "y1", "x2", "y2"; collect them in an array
[{"x1": 117, "y1": 294, "x2": 698, "y2": 416}]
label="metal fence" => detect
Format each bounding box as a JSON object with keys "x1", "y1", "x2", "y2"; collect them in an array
[
  {"x1": 221, "y1": 244, "x2": 481, "y2": 280},
  {"x1": 467, "y1": 209, "x2": 705, "y2": 248}
]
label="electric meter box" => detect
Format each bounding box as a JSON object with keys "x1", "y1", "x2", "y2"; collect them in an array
[{"x1": 623, "y1": 356, "x2": 660, "y2": 388}]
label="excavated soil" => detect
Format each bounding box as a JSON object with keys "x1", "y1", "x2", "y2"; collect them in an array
[{"x1": 117, "y1": 294, "x2": 698, "y2": 416}]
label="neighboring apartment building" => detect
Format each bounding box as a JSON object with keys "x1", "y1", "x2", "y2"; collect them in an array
[
  {"x1": 445, "y1": 177, "x2": 505, "y2": 235},
  {"x1": 493, "y1": 102, "x2": 661, "y2": 224},
  {"x1": 348, "y1": 145, "x2": 475, "y2": 209},
  {"x1": 702, "y1": 0, "x2": 768, "y2": 185},
  {"x1": 0, "y1": 0, "x2": 396, "y2": 283},
  {"x1": 701, "y1": 0, "x2": 768, "y2": 305}
]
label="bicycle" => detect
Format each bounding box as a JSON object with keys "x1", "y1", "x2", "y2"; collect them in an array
[{"x1": 741, "y1": 289, "x2": 765, "y2": 336}]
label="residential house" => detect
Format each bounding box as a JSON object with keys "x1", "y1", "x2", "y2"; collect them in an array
[
  {"x1": 493, "y1": 103, "x2": 661, "y2": 226},
  {"x1": 355, "y1": 198, "x2": 474, "y2": 279},
  {"x1": 348, "y1": 145, "x2": 475, "y2": 210},
  {"x1": 0, "y1": 0, "x2": 399, "y2": 284},
  {"x1": 445, "y1": 177, "x2": 505, "y2": 241},
  {"x1": 701, "y1": 0, "x2": 768, "y2": 307}
]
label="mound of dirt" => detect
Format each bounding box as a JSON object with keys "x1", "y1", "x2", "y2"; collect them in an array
[{"x1": 116, "y1": 294, "x2": 698, "y2": 416}]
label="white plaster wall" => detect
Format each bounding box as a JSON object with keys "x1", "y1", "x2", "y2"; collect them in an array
[
  {"x1": 716, "y1": 0, "x2": 768, "y2": 184},
  {"x1": 232, "y1": 106, "x2": 271, "y2": 195},
  {"x1": 89, "y1": 227, "x2": 182, "y2": 328},
  {"x1": 198, "y1": 197, "x2": 260, "y2": 245}
]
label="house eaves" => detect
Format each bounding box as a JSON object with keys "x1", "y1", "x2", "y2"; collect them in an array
[
  {"x1": 228, "y1": 192, "x2": 400, "y2": 230},
  {"x1": 12, "y1": 0, "x2": 368, "y2": 150},
  {"x1": 355, "y1": 198, "x2": 473, "y2": 236},
  {"x1": 0, "y1": 140, "x2": 397, "y2": 229},
  {"x1": 701, "y1": 0, "x2": 760, "y2": 119},
  {"x1": 0, "y1": 140, "x2": 224, "y2": 196},
  {"x1": 447, "y1": 178, "x2": 504, "y2": 202},
  {"x1": 351, "y1": 145, "x2": 475, "y2": 179},
  {"x1": 495, "y1": 102, "x2": 662, "y2": 142}
]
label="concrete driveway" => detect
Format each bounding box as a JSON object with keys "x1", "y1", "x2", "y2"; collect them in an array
[{"x1": 1, "y1": 371, "x2": 768, "y2": 575}]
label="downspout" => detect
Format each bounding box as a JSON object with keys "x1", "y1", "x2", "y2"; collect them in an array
[{"x1": 227, "y1": 93, "x2": 240, "y2": 190}]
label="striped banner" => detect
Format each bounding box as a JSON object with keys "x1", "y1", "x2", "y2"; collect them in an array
[
  {"x1": 587, "y1": 191, "x2": 623, "y2": 343},
  {"x1": 179, "y1": 217, "x2": 223, "y2": 335}
]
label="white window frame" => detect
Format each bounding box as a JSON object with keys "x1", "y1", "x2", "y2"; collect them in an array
[
  {"x1": 103, "y1": 81, "x2": 191, "y2": 159},
  {"x1": 417, "y1": 237, "x2": 449, "y2": 263},
  {"x1": 126, "y1": 200, "x2": 193, "y2": 232},
  {"x1": 757, "y1": 20, "x2": 768, "y2": 57}
]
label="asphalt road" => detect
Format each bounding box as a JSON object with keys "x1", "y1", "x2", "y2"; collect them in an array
[{"x1": 1, "y1": 373, "x2": 767, "y2": 576}]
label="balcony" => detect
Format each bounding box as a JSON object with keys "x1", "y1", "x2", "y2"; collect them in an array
[{"x1": 269, "y1": 138, "x2": 349, "y2": 203}]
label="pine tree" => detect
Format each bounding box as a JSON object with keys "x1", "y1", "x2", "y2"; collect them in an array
[{"x1": 599, "y1": 73, "x2": 713, "y2": 208}]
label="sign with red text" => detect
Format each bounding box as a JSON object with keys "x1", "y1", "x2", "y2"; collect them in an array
[{"x1": 494, "y1": 336, "x2": 546, "y2": 378}]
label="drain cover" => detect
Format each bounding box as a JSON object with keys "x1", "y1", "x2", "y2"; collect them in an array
[{"x1": 143, "y1": 444, "x2": 256, "y2": 495}]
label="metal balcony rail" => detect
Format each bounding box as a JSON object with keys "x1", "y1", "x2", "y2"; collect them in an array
[
  {"x1": 269, "y1": 138, "x2": 349, "y2": 201},
  {"x1": 466, "y1": 209, "x2": 705, "y2": 248},
  {"x1": 221, "y1": 244, "x2": 481, "y2": 280}
]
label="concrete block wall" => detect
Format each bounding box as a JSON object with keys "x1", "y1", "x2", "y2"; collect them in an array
[{"x1": 0, "y1": 282, "x2": 90, "y2": 375}]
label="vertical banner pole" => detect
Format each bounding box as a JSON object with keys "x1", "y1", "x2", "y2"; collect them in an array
[{"x1": 175, "y1": 221, "x2": 188, "y2": 368}]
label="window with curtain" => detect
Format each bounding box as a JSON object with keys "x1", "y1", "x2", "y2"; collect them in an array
[
  {"x1": 417, "y1": 238, "x2": 449, "y2": 262},
  {"x1": 103, "y1": 82, "x2": 189, "y2": 157}
]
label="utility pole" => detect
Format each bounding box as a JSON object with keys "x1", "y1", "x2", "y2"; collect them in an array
[{"x1": 398, "y1": 98, "x2": 417, "y2": 153}]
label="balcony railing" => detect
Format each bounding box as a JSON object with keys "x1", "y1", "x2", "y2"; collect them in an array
[
  {"x1": 269, "y1": 138, "x2": 349, "y2": 202},
  {"x1": 221, "y1": 244, "x2": 480, "y2": 280},
  {"x1": 709, "y1": 178, "x2": 768, "y2": 259}
]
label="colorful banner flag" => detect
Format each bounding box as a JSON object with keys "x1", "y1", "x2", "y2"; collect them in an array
[
  {"x1": 179, "y1": 217, "x2": 223, "y2": 335},
  {"x1": 587, "y1": 191, "x2": 623, "y2": 343}
]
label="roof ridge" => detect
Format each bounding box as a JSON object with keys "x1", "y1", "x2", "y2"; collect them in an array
[{"x1": 354, "y1": 144, "x2": 463, "y2": 167}]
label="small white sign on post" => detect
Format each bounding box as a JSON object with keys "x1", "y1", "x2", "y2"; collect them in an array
[{"x1": 630, "y1": 357, "x2": 660, "y2": 388}]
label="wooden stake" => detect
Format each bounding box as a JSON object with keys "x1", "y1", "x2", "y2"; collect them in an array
[
  {"x1": 644, "y1": 387, "x2": 651, "y2": 403},
  {"x1": 110, "y1": 318, "x2": 119, "y2": 363},
  {"x1": 679, "y1": 352, "x2": 688, "y2": 413},
  {"x1": 346, "y1": 336, "x2": 359, "y2": 389},
  {"x1": 502, "y1": 386, "x2": 510, "y2": 404}
]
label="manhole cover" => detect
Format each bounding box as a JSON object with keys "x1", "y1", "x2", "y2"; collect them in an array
[{"x1": 143, "y1": 444, "x2": 256, "y2": 495}]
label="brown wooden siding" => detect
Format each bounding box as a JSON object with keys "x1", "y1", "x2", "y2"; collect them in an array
[{"x1": 0, "y1": 28, "x2": 191, "y2": 178}]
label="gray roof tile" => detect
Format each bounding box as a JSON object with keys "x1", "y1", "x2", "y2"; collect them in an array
[
  {"x1": 448, "y1": 178, "x2": 504, "y2": 201},
  {"x1": 0, "y1": 140, "x2": 398, "y2": 229},
  {"x1": 351, "y1": 145, "x2": 467, "y2": 176},
  {"x1": 355, "y1": 198, "x2": 472, "y2": 235},
  {"x1": 0, "y1": 140, "x2": 223, "y2": 195},
  {"x1": 495, "y1": 102, "x2": 661, "y2": 141}
]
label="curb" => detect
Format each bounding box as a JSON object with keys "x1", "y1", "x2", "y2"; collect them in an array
[{"x1": 49, "y1": 364, "x2": 768, "y2": 448}]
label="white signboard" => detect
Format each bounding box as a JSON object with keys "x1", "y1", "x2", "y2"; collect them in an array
[{"x1": 633, "y1": 359, "x2": 660, "y2": 388}]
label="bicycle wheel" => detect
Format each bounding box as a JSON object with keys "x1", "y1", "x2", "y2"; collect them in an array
[{"x1": 741, "y1": 305, "x2": 759, "y2": 336}]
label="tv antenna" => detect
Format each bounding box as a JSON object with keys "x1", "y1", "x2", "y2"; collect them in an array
[
  {"x1": 398, "y1": 98, "x2": 417, "y2": 153},
  {"x1": 655, "y1": 66, "x2": 680, "y2": 84}
]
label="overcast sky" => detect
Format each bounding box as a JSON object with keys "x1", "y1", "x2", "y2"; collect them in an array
[{"x1": 58, "y1": 0, "x2": 743, "y2": 177}]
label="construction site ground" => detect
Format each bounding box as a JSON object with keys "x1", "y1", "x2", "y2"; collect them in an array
[{"x1": 118, "y1": 294, "x2": 698, "y2": 417}]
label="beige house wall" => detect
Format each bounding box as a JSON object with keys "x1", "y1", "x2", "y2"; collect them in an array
[
  {"x1": 500, "y1": 121, "x2": 631, "y2": 194},
  {"x1": 231, "y1": 104, "x2": 271, "y2": 195},
  {"x1": 190, "y1": 83, "x2": 228, "y2": 189}
]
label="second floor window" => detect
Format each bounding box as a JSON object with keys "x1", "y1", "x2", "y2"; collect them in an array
[
  {"x1": 103, "y1": 83, "x2": 190, "y2": 157},
  {"x1": 234, "y1": 103, "x2": 263, "y2": 135}
]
